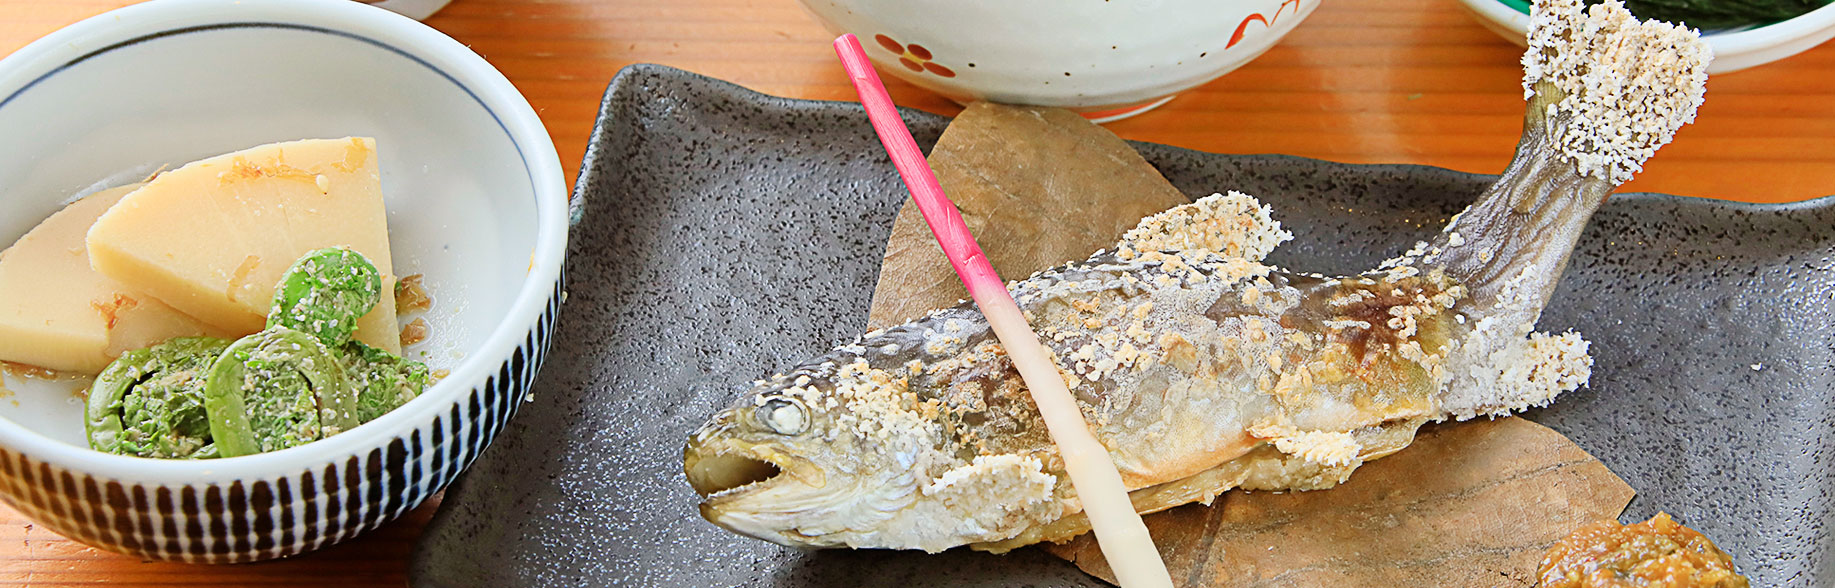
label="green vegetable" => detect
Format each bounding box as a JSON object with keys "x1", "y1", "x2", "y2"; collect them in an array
[
  {"x1": 86, "y1": 247, "x2": 427, "y2": 459},
  {"x1": 205, "y1": 247, "x2": 425, "y2": 457},
  {"x1": 339, "y1": 341, "x2": 429, "y2": 423},
  {"x1": 84, "y1": 337, "x2": 231, "y2": 459},
  {"x1": 267, "y1": 247, "x2": 383, "y2": 347},
  {"x1": 203, "y1": 328, "x2": 359, "y2": 457},
  {"x1": 1584, "y1": 0, "x2": 1830, "y2": 29}
]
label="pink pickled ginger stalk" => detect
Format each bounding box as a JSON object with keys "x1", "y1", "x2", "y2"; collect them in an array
[{"x1": 832, "y1": 33, "x2": 1173, "y2": 588}]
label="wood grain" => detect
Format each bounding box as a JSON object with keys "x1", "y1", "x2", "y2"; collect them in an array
[{"x1": 0, "y1": 0, "x2": 1829, "y2": 584}]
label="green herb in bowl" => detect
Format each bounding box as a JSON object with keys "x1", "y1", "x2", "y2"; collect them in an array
[
  {"x1": 1504, "y1": 0, "x2": 1835, "y2": 29},
  {"x1": 1614, "y1": 0, "x2": 1829, "y2": 30}
]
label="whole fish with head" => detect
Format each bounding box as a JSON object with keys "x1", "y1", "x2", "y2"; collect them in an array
[{"x1": 684, "y1": 0, "x2": 1710, "y2": 553}]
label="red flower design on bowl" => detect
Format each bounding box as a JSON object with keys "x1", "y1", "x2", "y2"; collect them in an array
[{"x1": 873, "y1": 34, "x2": 957, "y2": 78}]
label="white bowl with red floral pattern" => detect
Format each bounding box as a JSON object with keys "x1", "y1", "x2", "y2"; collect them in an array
[{"x1": 797, "y1": 0, "x2": 1319, "y2": 122}]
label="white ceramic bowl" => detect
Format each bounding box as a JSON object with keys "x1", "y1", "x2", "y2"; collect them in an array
[
  {"x1": 1457, "y1": 0, "x2": 1835, "y2": 73},
  {"x1": 797, "y1": 0, "x2": 1321, "y2": 122},
  {"x1": 0, "y1": 0, "x2": 567, "y2": 562}
]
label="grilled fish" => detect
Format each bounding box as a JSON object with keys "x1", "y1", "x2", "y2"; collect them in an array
[{"x1": 685, "y1": 0, "x2": 1710, "y2": 554}]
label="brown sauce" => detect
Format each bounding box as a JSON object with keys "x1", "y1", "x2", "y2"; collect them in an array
[{"x1": 1538, "y1": 513, "x2": 1748, "y2": 588}]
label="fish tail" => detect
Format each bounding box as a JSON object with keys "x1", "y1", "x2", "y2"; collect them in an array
[{"x1": 1403, "y1": 0, "x2": 1709, "y2": 320}]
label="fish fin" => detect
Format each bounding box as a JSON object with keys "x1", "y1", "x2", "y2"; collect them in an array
[
  {"x1": 1116, "y1": 191, "x2": 1291, "y2": 263},
  {"x1": 1270, "y1": 430, "x2": 1364, "y2": 468},
  {"x1": 1252, "y1": 420, "x2": 1365, "y2": 468},
  {"x1": 1440, "y1": 329, "x2": 1592, "y2": 421},
  {"x1": 1523, "y1": 0, "x2": 1710, "y2": 186}
]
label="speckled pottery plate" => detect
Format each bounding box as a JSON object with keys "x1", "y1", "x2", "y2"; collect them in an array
[{"x1": 409, "y1": 65, "x2": 1833, "y2": 587}]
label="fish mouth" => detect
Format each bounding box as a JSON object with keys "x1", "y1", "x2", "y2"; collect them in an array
[
  {"x1": 686, "y1": 437, "x2": 852, "y2": 548},
  {"x1": 686, "y1": 446, "x2": 782, "y2": 497},
  {"x1": 685, "y1": 439, "x2": 821, "y2": 500}
]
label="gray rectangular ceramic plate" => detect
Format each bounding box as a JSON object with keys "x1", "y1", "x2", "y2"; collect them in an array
[{"x1": 410, "y1": 65, "x2": 1832, "y2": 587}]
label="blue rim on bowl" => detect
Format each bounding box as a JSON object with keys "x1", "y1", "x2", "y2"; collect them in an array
[{"x1": 0, "y1": 0, "x2": 568, "y2": 563}]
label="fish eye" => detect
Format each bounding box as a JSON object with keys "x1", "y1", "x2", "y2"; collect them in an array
[{"x1": 755, "y1": 397, "x2": 808, "y2": 436}]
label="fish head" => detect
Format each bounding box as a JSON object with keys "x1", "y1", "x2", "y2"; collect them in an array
[{"x1": 683, "y1": 357, "x2": 938, "y2": 549}]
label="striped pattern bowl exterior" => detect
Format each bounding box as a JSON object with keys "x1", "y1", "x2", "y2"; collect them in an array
[
  {"x1": 0, "y1": 283, "x2": 560, "y2": 563},
  {"x1": 0, "y1": 0, "x2": 569, "y2": 564}
]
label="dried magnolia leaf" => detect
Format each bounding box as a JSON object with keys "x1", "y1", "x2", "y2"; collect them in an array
[
  {"x1": 1045, "y1": 417, "x2": 1634, "y2": 587},
  {"x1": 864, "y1": 102, "x2": 1189, "y2": 329}
]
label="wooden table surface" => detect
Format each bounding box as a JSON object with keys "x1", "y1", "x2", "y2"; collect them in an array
[{"x1": 2, "y1": 0, "x2": 1831, "y2": 585}]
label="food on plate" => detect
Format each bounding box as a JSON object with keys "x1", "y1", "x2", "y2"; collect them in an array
[
  {"x1": 84, "y1": 337, "x2": 231, "y2": 459},
  {"x1": 0, "y1": 136, "x2": 429, "y2": 457},
  {"x1": 85, "y1": 137, "x2": 402, "y2": 353},
  {"x1": 206, "y1": 247, "x2": 378, "y2": 456},
  {"x1": 339, "y1": 338, "x2": 429, "y2": 424},
  {"x1": 1, "y1": 137, "x2": 405, "y2": 376},
  {"x1": 206, "y1": 326, "x2": 358, "y2": 456},
  {"x1": 1538, "y1": 513, "x2": 1748, "y2": 587},
  {"x1": 835, "y1": 36, "x2": 1173, "y2": 584},
  {"x1": 257, "y1": 246, "x2": 428, "y2": 431},
  {"x1": 1051, "y1": 418, "x2": 1636, "y2": 585},
  {"x1": 0, "y1": 184, "x2": 226, "y2": 374},
  {"x1": 1589, "y1": 0, "x2": 1831, "y2": 29},
  {"x1": 267, "y1": 245, "x2": 387, "y2": 347},
  {"x1": 875, "y1": 99, "x2": 1642, "y2": 586},
  {"x1": 683, "y1": 0, "x2": 1709, "y2": 554},
  {"x1": 85, "y1": 248, "x2": 427, "y2": 459}
]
